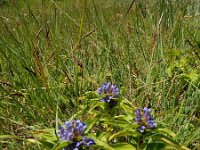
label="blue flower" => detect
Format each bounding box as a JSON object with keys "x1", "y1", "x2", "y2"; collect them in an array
[
  {"x1": 57, "y1": 120, "x2": 95, "y2": 150},
  {"x1": 143, "y1": 107, "x2": 157, "y2": 128},
  {"x1": 97, "y1": 82, "x2": 120, "y2": 103},
  {"x1": 137, "y1": 126, "x2": 146, "y2": 133},
  {"x1": 147, "y1": 118, "x2": 157, "y2": 128},
  {"x1": 81, "y1": 137, "x2": 96, "y2": 146},
  {"x1": 74, "y1": 120, "x2": 87, "y2": 136},
  {"x1": 135, "y1": 108, "x2": 142, "y2": 124},
  {"x1": 134, "y1": 107, "x2": 157, "y2": 133},
  {"x1": 65, "y1": 138, "x2": 95, "y2": 150},
  {"x1": 143, "y1": 107, "x2": 151, "y2": 115}
]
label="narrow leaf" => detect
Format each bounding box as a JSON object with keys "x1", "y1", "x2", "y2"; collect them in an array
[{"x1": 111, "y1": 143, "x2": 137, "y2": 150}]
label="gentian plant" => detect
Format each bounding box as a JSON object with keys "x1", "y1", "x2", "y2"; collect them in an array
[
  {"x1": 57, "y1": 120, "x2": 95, "y2": 150},
  {"x1": 28, "y1": 82, "x2": 190, "y2": 150},
  {"x1": 97, "y1": 82, "x2": 120, "y2": 108},
  {"x1": 134, "y1": 107, "x2": 157, "y2": 133}
]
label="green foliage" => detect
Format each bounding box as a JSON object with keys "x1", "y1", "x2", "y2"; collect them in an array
[
  {"x1": 22, "y1": 91, "x2": 189, "y2": 150},
  {"x1": 166, "y1": 49, "x2": 199, "y2": 84},
  {"x1": 0, "y1": 0, "x2": 199, "y2": 149}
]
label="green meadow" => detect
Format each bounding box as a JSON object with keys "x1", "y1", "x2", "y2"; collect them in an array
[{"x1": 0, "y1": 0, "x2": 199, "y2": 149}]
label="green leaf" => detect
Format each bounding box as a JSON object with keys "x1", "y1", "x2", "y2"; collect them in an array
[
  {"x1": 111, "y1": 143, "x2": 137, "y2": 150},
  {"x1": 153, "y1": 134, "x2": 190, "y2": 150},
  {"x1": 31, "y1": 128, "x2": 57, "y2": 142},
  {"x1": 27, "y1": 137, "x2": 58, "y2": 149},
  {"x1": 52, "y1": 141, "x2": 70, "y2": 150},
  {"x1": 87, "y1": 134, "x2": 114, "y2": 150},
  {"x1": 120, "y1": 100, "x2": 134, "y2": 116},
  {"x1": 155, "y1": 128, "x2": 176, "y2": 138},
  {"x1": 27, "y1": 139, "x2": 41, "y2": 144},
  {"x1": 96, "y1": 132, "x2": 110, "y2": 143},
  {"x1": 109, "y1": 125, "x2": 139, "y2": 141},
  {"x1": 185, "y1": 70, "x2": 199, "y2": 82},
  {"x1": 84, "y1": 91, "x2": 99, "y2": 97},
  {"x1": 114, "y1": 115, "x2": 133, "y2": 122},
  {"x1": 145, "y1": 142, "x2": 173, "y2": 150},
  {"x1": 85, "y1": 117, "x2": 98, "y2": 133},
  {"x1": 100, "y1": 118, "x2": 129, "y2": 128},
  {"x1": 37, "y1": 139, "x2": 55, "y2": 149},
  {"x1": 89, "y1": 101, "x2": 105, "y2": 112}
]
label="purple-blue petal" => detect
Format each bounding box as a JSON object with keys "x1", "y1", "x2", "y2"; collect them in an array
[
  {"x1": 75, "y1": 120, "x2": 87, "y2": 135},
  {"x1": 98, "y1": 82, "x2": 120, "y2": 98},
  {"x1": 97, "y1": 87, "x2": 103, "y2": 95},
  {"x1": 147, "y1": 119, "x2": 157, "y2": 128},
  {"x1": 100, "y1": 96, "x2": 112, "y2": 103},
  {"x1": 103, "y1": 82, "x2": 111, "y2": 93},
  {"x1": 135, "y1": 108, "x2": 142, "y2": 123},
  {"x1": 57, "y1": 120, "x2": 86, "y2": 142},
  {"x1": 143, "y1": 107, "x2": 151, "y2": 113},
  {"x1": 82, "y1": 137, "x2": 96, "y2": 146},
  {"x1": 137, "y1": 126, "x2": 146, "y2": 133}
]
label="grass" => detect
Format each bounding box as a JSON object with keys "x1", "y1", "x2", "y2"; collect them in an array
[{"x1": 0, "y1": 0, "x2": 200, "y2": 149}]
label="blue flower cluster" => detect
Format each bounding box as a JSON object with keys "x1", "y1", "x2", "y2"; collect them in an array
[
  {"x1": 57, "y1": 120, "x2": 95, "y2": 150},
  {"x1": 97, "y1": 82, "x2": 120, "y2": 103},
  {"x1": 134, "y1": 107, "x2": 157, "y2": 133}
]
